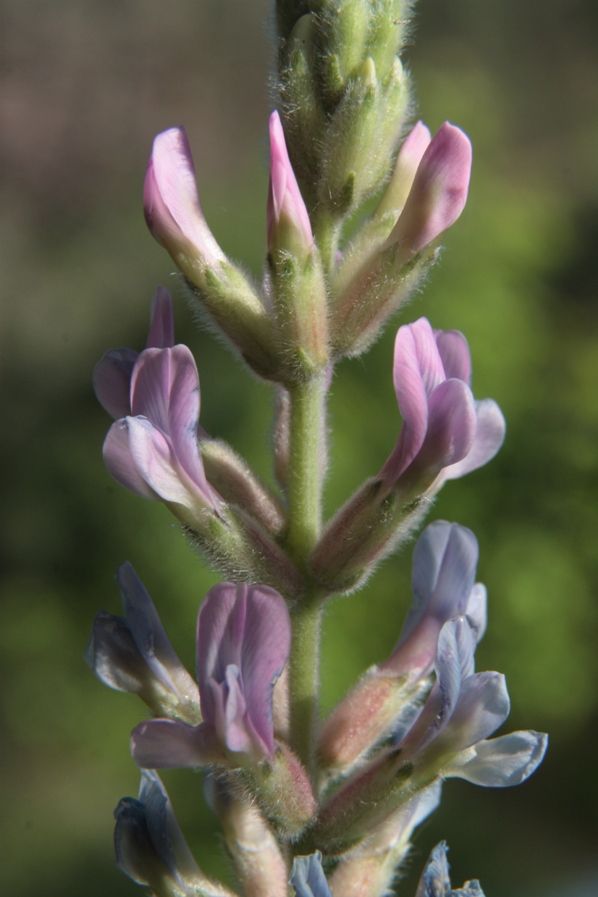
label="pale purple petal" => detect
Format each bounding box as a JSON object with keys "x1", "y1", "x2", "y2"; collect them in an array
[
  {"x1": 383, "y1": 121, "x2": 433, "y2": 213},
  {"x1": 125, "y1": 416, "x2": 201, "y2": 506},
  {"x1": 291, "y1": 852, "x2": 332, "y2": 897},
  {"x1": 410, "y1": 522, "x2": 479, "y2": 627},
  {"x1": 118, "y1": 562, "x2": 197, "y2": 699},
  {"x1": 388, "y1": 523, "x2": 479, "y2": 677},
  {"x1": 442, "y1": 400, "x2": 506, "y2": 480},
  {"x1": 103, "y1": 419, "x2": 157, "y2": 499},
  {"x1": 382, "y1": 319, "x2": 446, "y2": 481},
  {"x1": 465, "y1": 584, "x2": 487, "y2": 643},
  {"x1": 444, "y1": 731, "x2": 548, "y2": 786},
  {"x1": 131, "y1": 719, "x2": 218, "y2": 769},
  {"x1": 146, "y1": 287, "x2": 175, "y2": 349},
  {"x1": 420, "y1": 378, "x2": 477, "y2": 471},
  {"x1": 435, "y1": 329, "x2": 471, "y2": 383},
  {"x1": 129, "y1": 345, "x2": 214, "y2": 503},
  {"x1": 437, "y1": 672, "x2": 510, "y2": 753},
  {"x1": 197, "y1": 583, "x2": 292, "y2": 757},
  {"x1": 93, "y1": 348, "x2": 138, "y2": 419},
  {"x1": 144, "y1": 127, "x2": 224, "y2": 265},
  {"x1": 268, "y1": 111, "x2": 313, "y2": 252},
  {"x1": 415, "y1": 842, "x2": 450, "y2": 897},
  {"x1": 392, "y1": 122, "x2": 472, "y2": 256}
]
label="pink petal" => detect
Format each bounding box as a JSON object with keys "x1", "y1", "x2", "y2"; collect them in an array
[
  {"x1": 93, "y1": 348, "x2": 138, "y2": 419},
  {"x1": 267, "y1": 111, "x2": 313, "y2": 252},
  {"x1": 422, "y1": 378, "x2": 477, "y2": 470},
  {"x1": 144, "y1": 127, "x2": 224, "y2": 265},
  {"x1": 146, "y1": 286, "x2": 175, "y2": 349},
  {"x1": 382, "y1": 319, "x2": 446, "y2": 481},
  {"x1": 391, "y1": 122, "x2": 472, "y2": 256},
  {"x1": 131, "y1": 719, "x2": 218, "y2": 768},
  {"x1": 435, "y1": 329, "x2": 471, "y2": 382}
]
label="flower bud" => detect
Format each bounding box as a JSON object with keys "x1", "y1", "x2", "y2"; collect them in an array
[
  {"x1": 248, "y1": 740, "x2": 317, "y2": 839},
  {"x1": 200, "y1": 438, "x2": 285, "y2": 536},
  {"x1": 145, "y1": 128, "x2": 278, "y2": 379},
  {"x1": 267, "y1": 113, "x2": 329, "y2": 376},
  {"x1": 291, "y1": 852, "x2": 332, "y2": 897},
  {"x1": 205, "y1": 775, "x2": 288, "y2": 897}
]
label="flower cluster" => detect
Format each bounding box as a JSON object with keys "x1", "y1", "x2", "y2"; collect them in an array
[{"x1": 88, "y1": 2, "x2": 548, "y2": 896}]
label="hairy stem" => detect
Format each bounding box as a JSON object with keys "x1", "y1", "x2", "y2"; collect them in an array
[{"x1": 285, "y1": 373, "x2": 328, "y2": 773}]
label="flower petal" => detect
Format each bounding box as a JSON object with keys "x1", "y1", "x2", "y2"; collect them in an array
[
  {"x1": 138, "y1": 770, "x2": 200, "y2": 880},
  {"x1": 268, "y1": 111, "x2": 313, "y2": 254},
  {"x1": 382, "y1": 319, "x2": 446, "y2": 481},
  {"x1": 436, "y1": 671, "x2": 511, "y2": 755},
  {"x1": 118, "y1": 562, "x2": 197, "y2": 700},
  {"x1": 377, "y1": 121, "x2": 433, "y2": 217},
  {"x1": 86, "y1": 611, "x2": 146, "y2": 693},
  {"x1": 129, "y1": 346, "x2": 216, "y2": 505},
  {"x1": 131, "y1": 719, "x2": 218, "y2": 769},
  {"x1": 197, "y1": 583, "x2": 291, "y2": 758},
  {"x1": 144, "y1": 127, "x2": 224, "y2": 265},
  {"x1": 389, "y1": 522, "x2": 479, "y2": 676},
  {"x1": 442, "y1": 399, "x2": 506, "y2": 480},
  {"x1": 392, "y1": 122, "x2": 472, "y2": 257},
  {"x1": 93, "y1": 348, "x2": 138, "y2": 419},
  {"x1": 465, "y1": 583, "x2": 487, "y2": 643},
  {"x1": 444, "y1": 730, "x2": 548, "y2": 787},
  {"x1": 290, "y1": 852, "x2": 332, "y2": 897},
  {"x1": 419, "y1": 378, "x2": 477, "y2": 473},
  {"x1": 435, "y1": 329, "x2": 471, "y2": 383},
  {"x1": 146, "y1": 286, "x2": 175, "y2": 349},
  {"x1": 103, "y1": 418, "x2": 157, "y2": 499},
  {"x1": 124, "y1": 415, "x2": 201, "y2": 507}
]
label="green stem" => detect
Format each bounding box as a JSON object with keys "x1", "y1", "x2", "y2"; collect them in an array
[
  {"x1": 286, "y1": 375, "x2": 326, "y2": 564},
  {"x1": 285, "y1": 374, "x2": 328, "y2": 773},
  {"x1": 289, "y1": 596, "x2": 324, "y2": 774}
]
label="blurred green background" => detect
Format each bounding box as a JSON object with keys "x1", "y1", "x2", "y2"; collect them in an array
[{"x1": 2, "y1": 1, "x2": 597, "y2": 895}]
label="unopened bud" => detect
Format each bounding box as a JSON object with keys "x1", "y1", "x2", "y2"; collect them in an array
[
  {"x1": 247, "y1": 741, "x2": 317, "y2": 839},
  {"x1": 201, "y1": 438, "x2": 285, "y2": 536}
]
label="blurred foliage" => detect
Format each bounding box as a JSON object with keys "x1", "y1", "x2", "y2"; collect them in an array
[{"x1": 1, "y1": 1, "x2": 597, "y2": 896}]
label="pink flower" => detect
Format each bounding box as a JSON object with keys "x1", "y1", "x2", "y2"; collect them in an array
[
  {"x1": 381, "y1": 318, "x2": 505, "y2": 490},
  {"x1": 131, "y1": 583, "x2": 292, "y2": 767},
  {"x1": 389, "y1": 123, "x2": 472, "y2": 262}
]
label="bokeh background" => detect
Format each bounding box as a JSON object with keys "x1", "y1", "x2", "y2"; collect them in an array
[{"x1": 2, "y1": 1, "x2": 597, "y2": 895}]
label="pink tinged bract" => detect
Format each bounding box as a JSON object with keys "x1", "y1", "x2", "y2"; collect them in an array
[
  {"x1": 197, "y1": 582, "x2": 292, "y2": 759},
  {"x1": 267, "y1": 111, "x2": 313, "y2": 254},
  {"x1": 390, "y1": 122, "x2": 472, "y2": 259},
  {"x1": 144, "y1": 127, "x2": 225, "y2": 266}
]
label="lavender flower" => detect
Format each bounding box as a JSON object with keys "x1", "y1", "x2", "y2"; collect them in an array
[
  {"x1": 381, "y1": 317, "x2": 505, "y2": 494},
  {"x1": 389, "y1": 123, "x2": 472, "y2": 264},
  {"x1": 131, "y1": 582, "x2": 291, "y2": 768},
  {"x1": 318, "y1": 521, "x2": 484, "y2": 771},
  {"x1": 398, "y1": 617, "x2": 548, "y2": 787},
  {"x1": 100, "y1": 333, "x2": 220, "y2": 519},
  {"x1": 114, "y1": 770, "x2": 236, "y2": 897},
  {"x1": 86, "y1": 562, "x2": 199, "y2": 722}
]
